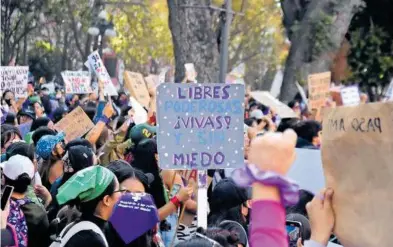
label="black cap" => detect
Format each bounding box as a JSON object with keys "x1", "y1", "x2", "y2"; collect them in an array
[{"x1": 209, "y1": 178, "x2": 249, "y2": 212}]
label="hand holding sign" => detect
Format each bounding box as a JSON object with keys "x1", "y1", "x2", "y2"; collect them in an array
[
  {"x1": 248, "y1": 129, "x2": 297, "y2": 175},
  {"x1": 306, "y1": 189, "x2": 335, "y2": 246},
  {"x1": 176, "y1": 184, "x2": 194, "y2": 202},
  {"x1": 103, "y1": 103, "x2": 115, "y2": 119}
]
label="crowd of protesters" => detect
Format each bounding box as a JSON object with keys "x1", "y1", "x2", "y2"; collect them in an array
[{"x1": 0, "y1": 79, "x2": 338, "y2": 247}]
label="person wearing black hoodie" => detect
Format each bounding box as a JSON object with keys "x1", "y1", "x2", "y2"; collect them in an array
[{"x1": 292, "y1": 120, "x2": 322, "y2": 149}]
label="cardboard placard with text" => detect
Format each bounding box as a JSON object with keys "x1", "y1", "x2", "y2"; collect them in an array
[
  {"x1": 124, "y1": 71, "x2": 151, "y2": 108},
  {"x1": 251, "y1": 91, "x2": 298, "y2": 118},
  {"x1": 54, "y1": 106, "x2": 94, "y2": 142},
  {"x1": 308, "y1": 72, "x2": 331, "y2": 113},
  {"x1": 322, "y1": 102, "x2": 393, "y2": 247},
  {"x1": 0, "y1": 66, "x2": 29, "y2": 98}
]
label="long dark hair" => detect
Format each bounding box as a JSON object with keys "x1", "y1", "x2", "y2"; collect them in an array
[
  {"x1": 107, "y1": 160, "x2": 150, "y2": 190},
  {"x1": 31, "y1": 117, "x2": 51, "y2": 132},
  {"x1": 131, "y1": 138, "x2": 166, "y2": 209},
  {"x1": 208, "y1": 205, "x2": 247, "y2": 234},
  {"x1": 4, "y1": 174, "x2": 31, "y2": 194},
  {"x1": 1, "y1": 124, "x2": 22, "y2": 149}
]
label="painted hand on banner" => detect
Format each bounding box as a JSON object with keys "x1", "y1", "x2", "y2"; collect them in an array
[
  {"x1": 306, "y1": 188, "x2": 335, "y2": 246},
  {"x1": 248, "y1": 129, "x2": 297, "y2": 175}
]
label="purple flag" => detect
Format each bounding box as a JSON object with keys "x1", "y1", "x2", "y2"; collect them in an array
[
  {"x1": 18, "y1": 122, "x2": 32, "y2": 139},
  {"x1": 110, "y1": 192, "x2": 159, "y2": 244}
]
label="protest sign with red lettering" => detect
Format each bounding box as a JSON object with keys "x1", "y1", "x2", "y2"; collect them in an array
[{"x1": 61, "y1": 71, "x2": 92, "y2": 94}]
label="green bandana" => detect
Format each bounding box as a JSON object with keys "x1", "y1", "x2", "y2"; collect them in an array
[{"x1": 56, "y1": 166, "x2": 115, "y2": 205}]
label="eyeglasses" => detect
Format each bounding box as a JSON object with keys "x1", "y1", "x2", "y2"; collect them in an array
[{"x1": 112, "y1": 188, "x2": 129, "y2": 195}]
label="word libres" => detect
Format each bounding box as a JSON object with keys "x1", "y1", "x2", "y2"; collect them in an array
[{"x1": 178, "y1": 85, "x2": 230, "y2": 100}]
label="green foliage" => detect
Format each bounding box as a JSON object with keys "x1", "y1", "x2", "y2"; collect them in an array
[
  {"x1": 347, "y1": 25, "x2": 393, "y2": 89},
  {"x1": 310, "y1": 12, "x2": 335, "y2": 59},
  {"x1": 110, "y1": 1, "x2": 173, "y2": 71}
]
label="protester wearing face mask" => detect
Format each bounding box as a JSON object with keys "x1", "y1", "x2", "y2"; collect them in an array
[
  {"x1": 53, "y1": 166, "x2": 123, "y2": 247},
  {"x1": 105, "y1": 160, "x2": 166, "y2": 247},
  {"x1": 36, "y1": 132, "x2": 66, "y2": 190},
  {"x1": 2, "y1": 155, "x2": 50, "y2": 247},
  {"x1": 46, "y1": 145, "x2": 95, "y2": 235},
  {"x1": 2, "y1": 90, "x2": 19, "y2": 113},
  {"x1": 131, "y1": 138, "x2": 193, "y2": 246}
]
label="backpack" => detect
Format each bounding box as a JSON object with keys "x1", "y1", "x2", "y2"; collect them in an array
[
  {"x1": 49, "y1": 221, "x2": 109, "y2": 247},
  {"x1": 8, "y1": 198, "x2": 30, "y2": 247}
]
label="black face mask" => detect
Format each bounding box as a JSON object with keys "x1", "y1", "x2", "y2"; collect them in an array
[{"x1": 4, "y1": 99, "x2": 12, "y2": 106}]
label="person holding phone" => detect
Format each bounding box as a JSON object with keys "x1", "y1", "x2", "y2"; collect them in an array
[
  {"x1": 2, "y1": 154, "x2": 50, "y2": 247},
  {"x1": 1, "y1": 195, "x2": 17, "y2": 247}
]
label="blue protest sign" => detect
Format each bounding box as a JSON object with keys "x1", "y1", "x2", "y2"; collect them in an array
[{"x1": 157, "y1": 83, "x2": 245, "y2": 170}]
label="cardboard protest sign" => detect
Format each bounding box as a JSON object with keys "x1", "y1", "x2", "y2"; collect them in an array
[
  {"x1": 110, "y1": 193, "x2": 159, "y2": 244},
  {"x1": 250, "y1": 91, "x2": 298, "y2": 118},
  {"x1": 322, "y1": 102, "x2": 393, "y2": 247},
  {"x1": 145, "y1": 74, "x2": 160, "y2": 88},
  {"x1": 287, "y1": 149, "x2": 325, "y2": 195},
  {"x1": 0, "y1": 66, "x2": 29, "y2": 98},
  {"x1": 157, "y1": 83, "x2": 244, "y2": 169},
  {"x1": 54, "y1": 106, "x2": 94, "y2": 142},
  {"x1": 87, "y1": 51, "x2": 118, "y2": 96},
  {"x1": 308, "y1": 72, "x2": 331, "y2": 111},
  {"x1": 61, "y1": 71, "x2": 92, "y2": 94},
  {"x1": 340, "y1": 86, "x2": 360, "y2": 106},
  {"x1": 124, "y1": 71, "x2": 151, "y2": 108}
]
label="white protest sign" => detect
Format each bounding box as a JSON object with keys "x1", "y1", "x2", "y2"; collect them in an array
[
  {"x1": 251, "y1": 91, "x2": 298, "y2": 118},
  {"x1": 61, "y1": 71, "x2": 92, "y2": 94},
  {"x1": 118, "y1": 60, "x2": 125, "y2": 86},
  {"x1": 0, "y1": 66, "x2": 29, "y2": 98},
  {"x1": 296, "y1": 81, "x2": 308, "y2": 106},
  {"x1": 87, "y1": 51, "x2": 118, "y2": 96},
  {"x1": 158, "y1": 67, "x2": 168, "y2": 85},
  {"x1": 42, "y1": 82, "x2": 55, "y2": 94},
  {"x1": 340, "y1": 86, "x2": 360, "y2": 106},
  {"x1": 287, "y1": 148, "x2": 325, "y2": 195},
  {"x1": 129, "y1": 97, "x2": 148, "y2": 125},
  {"x1": 384, "y1": 79, "x2": 393, "y2": 101}
]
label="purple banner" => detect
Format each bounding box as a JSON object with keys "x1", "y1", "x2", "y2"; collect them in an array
[{"x1": 110, "y1": 192, "x2": 159, "y2": 244}]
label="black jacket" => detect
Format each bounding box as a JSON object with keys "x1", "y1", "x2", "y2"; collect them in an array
[
  {"x1": 64, "y1": 214, "x2": 107, "y2": 247},
  {"x1": 295, "y1": 137, "x2": 319, "y2": 150},
  {"x1": 21, "y1": 202, "x2": 50, "y2": 247}
]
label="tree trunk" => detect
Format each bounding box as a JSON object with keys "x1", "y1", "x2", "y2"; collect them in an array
[
  {"x1": 167, "y1": 0, "x2": 219, "y2": 83},
  {"x1": 279, "y1": 0, "x2": 362, "y2": 103}
]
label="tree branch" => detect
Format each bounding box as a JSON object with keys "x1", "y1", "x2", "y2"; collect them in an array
[{"x1": 65, "y1": 0, "x2": 85, "y2": 59}]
